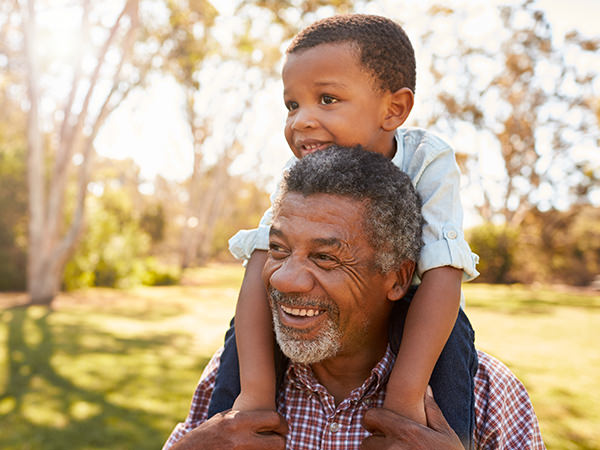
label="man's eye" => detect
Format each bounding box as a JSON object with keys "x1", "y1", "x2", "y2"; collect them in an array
[
  {"x1": 285, "y1": 101, "x2": 299, "y2": 111},
  {"x1": 269, "y1": 243, "x2": 288, "y2": 258},
  {"x1": 320, "y1": 95, "x2": 338, "y2": 105},
  {"x1": 313, "y1": 253, "x2": 338, "y2": 268}
]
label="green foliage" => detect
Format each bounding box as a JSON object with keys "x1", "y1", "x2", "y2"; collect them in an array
[
  {"x1": 140, "y1": 258, "x2": 180, "y2": 286},
  {"x1": 516, "y1": 206, "x2": 600, "y2": 285},
  {"x1": 468, "y1": 224, "x2": 518, "y2": 283},
  {"x1": 468, "y1": 205, "x2": 600, "y2": 286},
  {"x1": 210, "y1": 182, "x2": 271, "y2": 259},
  {"x1": 63, "y1": 189, "x2": 179, "y2": 290},
  {"x1": 140, "y1": 204, "x2": 166, "y2": 243},
  {"x1": 0, "y1": 136, "x2": 27, "y2": 291}
]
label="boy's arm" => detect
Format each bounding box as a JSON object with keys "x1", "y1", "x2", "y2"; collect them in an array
[
  {"x1": 383, "y1": 266, "x2": 461, "y2": 422},
  {"x1": 400, "y1": 133, "x2": 478, "y2": 283},
  {"x1": 233, "y1": 250, "x2": 277, "y2": 410}
]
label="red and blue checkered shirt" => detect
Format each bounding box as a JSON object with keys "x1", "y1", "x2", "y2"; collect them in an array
[{"x1": 163, "y1": 347, "x2": 545, "y2": 449}]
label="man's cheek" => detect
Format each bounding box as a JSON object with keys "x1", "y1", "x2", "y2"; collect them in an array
[{"x1": 262, "y1": 258, "x2": 281, "y2": 286}]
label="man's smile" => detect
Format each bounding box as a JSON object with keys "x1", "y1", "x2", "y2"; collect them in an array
[
  {"x1": 278, "y1": 303, "x2": 328, "y2": 332},
  {"x1": 269, "y1": 288, "x2": 338, "y2": 335},
  {"x1": 280, "y1": 304, "x2": 323, "y2": 318}
]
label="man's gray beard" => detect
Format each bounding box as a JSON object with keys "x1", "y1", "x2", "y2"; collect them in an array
[{"x1": 269, "y1": 288, "x2": 342, "y2": 365}]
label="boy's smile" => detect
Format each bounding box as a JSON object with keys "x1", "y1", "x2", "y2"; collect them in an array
[{"x1": 282, "y1": 42, "x2": 398, "y2": 159}]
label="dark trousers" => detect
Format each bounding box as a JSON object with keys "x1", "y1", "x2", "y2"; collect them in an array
[{"x1": 207, "y1": 287, "x2": 477, "y2": 449}]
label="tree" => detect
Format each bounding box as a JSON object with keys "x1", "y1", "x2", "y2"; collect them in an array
[
  {"x1": 169, "y1": 0, "x2": 355, "y2": 268},
  {"x1": 20, "y1": 0, "x2": 147, "y2": 303},
  {"x1": 17, "y1": 0, "x2": 220, "y2": 303},
  {"x1": 421, "y1": 1, "x2": 599, "y2": 226}
]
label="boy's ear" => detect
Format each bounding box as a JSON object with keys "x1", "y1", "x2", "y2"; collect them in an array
[
  {"x1": 386, "y1": 259, "x2": 415, "y2": 302},
  {"x1": 382, "y1": 87, "x2": 414, "y2": 132}
]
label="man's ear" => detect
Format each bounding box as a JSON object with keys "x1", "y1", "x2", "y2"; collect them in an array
[
  {"x1": 382, "y1": 87, "x2": 414, "y2": 131},
  {"x1": 386, "y1": 260, "x2": 415, "y2": 301}
]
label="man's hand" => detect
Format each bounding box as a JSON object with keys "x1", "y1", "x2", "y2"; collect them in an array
[
  {"x1": 360, "y1": 387, "x2": 464, "y2": 450},
  {"x1": 171, "y1": 409, "x2": 288, "y2": 450}
]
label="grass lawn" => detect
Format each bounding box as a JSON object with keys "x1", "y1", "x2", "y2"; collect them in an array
[
  {"x1": 0, "y1": 263, "x2": 599, "y2": 449},
  {"x1": 464, "y1": 283, "x2": 600, "y2": 449}
]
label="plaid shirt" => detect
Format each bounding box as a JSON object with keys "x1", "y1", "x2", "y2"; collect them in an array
[{"x1": 164, "y1": 348, "x2": 545, "y2": 450}]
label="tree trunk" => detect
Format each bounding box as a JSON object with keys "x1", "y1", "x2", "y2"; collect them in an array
[{"x1": 22, "y1": 0, "x2": 141, "y2": 305}]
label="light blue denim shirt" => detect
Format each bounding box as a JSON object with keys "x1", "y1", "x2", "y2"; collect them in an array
[{"x1": 229, "y1": 128, "x2": 479, "y2": 284}]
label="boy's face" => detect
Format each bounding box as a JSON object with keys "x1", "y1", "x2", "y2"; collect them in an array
[{"x1": 282, "y1": 42, "x2": 397, "y2": 159}]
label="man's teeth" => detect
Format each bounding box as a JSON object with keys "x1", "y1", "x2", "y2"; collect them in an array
[
  {"x1": 303, "y1": 143, "x2": 321, "y2": 150},
  {"x1": 281, "y1": 305, "x2": 321, "y2": 317}
]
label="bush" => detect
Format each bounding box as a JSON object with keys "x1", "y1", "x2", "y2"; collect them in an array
[
  {"x1": 141, "y1": 258, "x2": 180, "y2": 286},
  {"x1": 467, "y1": 224, "x2": 519, "y2": 283}
]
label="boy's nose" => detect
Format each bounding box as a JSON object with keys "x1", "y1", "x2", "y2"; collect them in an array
[
  {"x1": 291, "y1": 107, "x2": 318, "y2": 130},
  {"x1": 268, "y1": 256, "x2": 315, "y2": 294}
]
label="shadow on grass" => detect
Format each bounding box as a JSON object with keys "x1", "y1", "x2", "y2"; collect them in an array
[{"x1": 0, "y1": 306, "x2": 210, "y2": 450}]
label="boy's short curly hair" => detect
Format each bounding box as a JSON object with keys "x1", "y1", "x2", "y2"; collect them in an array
[{"x1": 286, "y1": 14, "x2": 416, "y2": 93}]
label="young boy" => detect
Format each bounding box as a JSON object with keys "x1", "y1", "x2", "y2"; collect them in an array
[{"x1": 209, "y1": 14, "x2": 479, "y2": 448}]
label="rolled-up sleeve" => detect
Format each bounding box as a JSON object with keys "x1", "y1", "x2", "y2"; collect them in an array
[
  {"x1": 228, "y1": 210, "x2": 273, "y2": 261},
  {"x1": 397, "y1": 130, "x2": 479, "y2": 281}
]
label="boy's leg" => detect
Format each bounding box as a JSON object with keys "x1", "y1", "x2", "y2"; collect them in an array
[
  {"x1": 428, "y1": 308, "x2": 477, "y2": 450},
  {"x1": 207, "y1": 318, "x2": 240, "y2": 418},
  {"x1": 207, "y1": 318, "x2": 289, "y2": 418},
  {"x1": 389, "y1": 290, "x2": 477, "y2": 450}
]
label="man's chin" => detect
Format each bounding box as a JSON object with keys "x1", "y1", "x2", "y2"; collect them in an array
[{"x1": 274, "y1": 325, "x2": 341, "y2": 365}]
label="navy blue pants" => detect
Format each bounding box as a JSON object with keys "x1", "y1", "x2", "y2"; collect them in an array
[{"x1": 207, "y1": 287, "x2": 477, "y2": 449}]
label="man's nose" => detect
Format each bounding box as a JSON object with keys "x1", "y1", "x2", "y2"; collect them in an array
[
  {"x1": 269, "y1": 256, "x2": 315, "y2": 294},
  {"x1": 291, "y1": 106, "x2": 318, "y2": 130}
]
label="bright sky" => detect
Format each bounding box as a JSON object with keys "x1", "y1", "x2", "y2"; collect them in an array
[{"x1": 89, "y1": 0, "x2": 600, "y2": 225}]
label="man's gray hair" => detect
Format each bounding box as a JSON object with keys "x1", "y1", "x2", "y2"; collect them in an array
[{"x1": 275, "y1": 146, "x2": 423, "y2": 272}]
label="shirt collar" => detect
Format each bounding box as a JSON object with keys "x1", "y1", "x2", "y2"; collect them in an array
[
  {"x1": 390, "y1": 129, "x2": 404, "y2": 167},
  {"x1": 286, "y1": 344, "x2": 396, "y2": 402}
]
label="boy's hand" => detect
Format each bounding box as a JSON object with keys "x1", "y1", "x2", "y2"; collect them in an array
[{"x1": 232, "y1": 391, "x2": 276, "y2": 412}]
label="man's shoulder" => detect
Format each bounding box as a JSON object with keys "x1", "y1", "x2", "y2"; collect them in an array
[
  {"x1": 474, "y1": 351, "x2": 546, "y2": 449},
  {"x1": 475, "y1": 350, "x2": 530, "y2": 397}
]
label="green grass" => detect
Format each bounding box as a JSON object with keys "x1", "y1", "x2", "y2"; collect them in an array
[
  {"x1": 0, "y1": 264, "x2": 241, "y2": 450},
  {"x1": 464, "y1": 283, "x2": 600, "y2": 449},
  {"x1": 0, "y1": 264, "x2": 599, "y2": 449}
]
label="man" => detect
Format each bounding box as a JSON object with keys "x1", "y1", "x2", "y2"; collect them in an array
[{"x1": 164, "y1": 147, "x2": 545, "y2": 450}]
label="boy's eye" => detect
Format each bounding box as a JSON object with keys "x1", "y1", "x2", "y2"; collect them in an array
[
  {"x1": 285, "y1": 101, "x2": 299, "y2": 111},
  {"x1": 320, "y1": 95, "x2": 338, "y2": 105}
]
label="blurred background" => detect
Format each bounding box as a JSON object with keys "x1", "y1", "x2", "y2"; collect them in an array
[{"x1": 0, "y1": 0, "x2": 599, "y2": 449}]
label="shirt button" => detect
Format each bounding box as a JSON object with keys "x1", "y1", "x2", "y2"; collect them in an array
[
  {"x1": 362, "y1": 398, "x2": 373, "y2": 406},
  {"x1": 330, "y1": 422, "x2": 340, "y2": 433},
  {"x1": 447, "y1": 230, "x2": 457, "y2": 239}
]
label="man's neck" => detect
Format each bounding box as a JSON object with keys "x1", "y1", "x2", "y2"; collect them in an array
[{"x1": 310, "y1": 340, "x2": 388, "y2": 405}]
